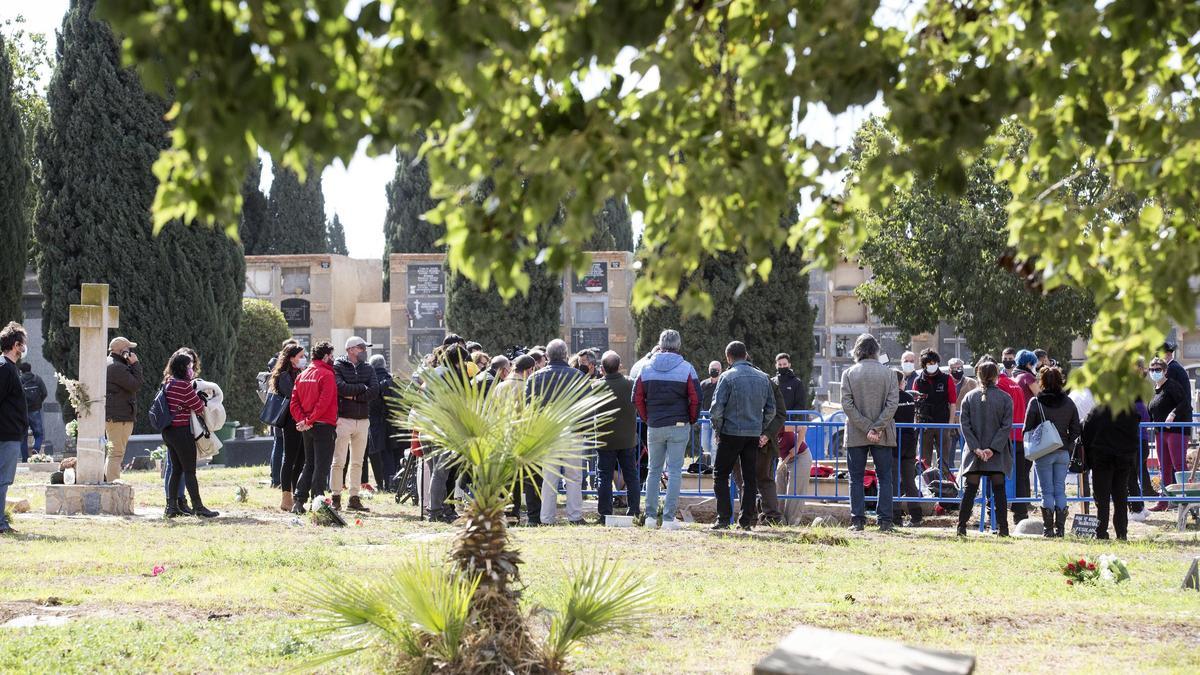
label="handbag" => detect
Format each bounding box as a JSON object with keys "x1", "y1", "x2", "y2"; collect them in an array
[
  {"x1": 1023, "y1": 399, "x2": 1063, "y2": 461},
  {"x1": 191, "y1": 412, "x2": 219, "y2": 460},
  {"x1": 1068, "y1": 439, "x2": 1088, "y2": 474},
  {"x1": 259, "y1": 392, "x2": 290, "y2": 427}
]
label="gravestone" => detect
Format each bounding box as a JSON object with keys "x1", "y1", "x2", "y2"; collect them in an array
[
  {"x1": 755, "y1": 624, "x2": 975, "y2": 675},
  {"x1": 44, "y1": 284, "x2": 135, "y2": 515},
  {"x1": 1183, "y1": 557, "x2": 1199, "y2": 591}
]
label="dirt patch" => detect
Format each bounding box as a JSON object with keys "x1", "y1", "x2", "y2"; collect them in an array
[{"x1": 0, "y1": 599, "x2": 290, "y2": 625}]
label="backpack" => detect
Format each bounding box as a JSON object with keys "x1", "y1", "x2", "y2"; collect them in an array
[{"x1": 148, "y1": 385, "x2": 173, "y2": 432}]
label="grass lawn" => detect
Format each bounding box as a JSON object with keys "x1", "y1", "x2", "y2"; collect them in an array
[{"x1": 2, "y1": 466, "x2": 1198, "y2": 674}]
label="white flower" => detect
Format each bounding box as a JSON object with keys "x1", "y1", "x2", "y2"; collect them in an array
[
  {"x1": 1099, "y1": 565, "x2": 1114, "y2": 581},
  {"x1": 311, "y1": 496, "x2": 326, "y2": 512}
]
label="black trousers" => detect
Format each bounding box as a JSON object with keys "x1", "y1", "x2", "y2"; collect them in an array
[
  {"x1": 715, "y1": 434, "x2": 759, "y2": 527},
  {"x1": 280, "y1": 419, "x2": 304, "y2": 493},
  {"x1": 1127, "y1": 443, "x2": 1154, "y2": 513},
  {"x1": 162, "y1": 425, "x2": 203, "y2": 505},
  {"x1": 523, "y1": 470, "x2": 543, "y2": 523},
  {"x1": 1011, "y1": 440, "x2": 1031, "y2": 521},
  {"x1": 958, "y1": 471, "x2": 1008, "y2": 533},
  {"x1": 294, "y1": 423, "x2": 336, "y2": 504},
  {"x1": 1091, "y1": 454, "x2": 1131, "y2": 539}
]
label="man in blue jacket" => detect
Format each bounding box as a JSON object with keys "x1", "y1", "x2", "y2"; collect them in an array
[
  {"x1": 634, "y1": 329, "x2": 700, "y2": 527},
  {"x1": 709, "y1": 340, "x2": 776, "y2": 530},
  {"x1": 528, "y1": 339, "x2": 590, "y2": 525}
]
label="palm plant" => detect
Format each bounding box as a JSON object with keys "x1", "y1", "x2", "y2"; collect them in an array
[{"x1": 301, "y1": 366, "x2": 657, "y2": 673}]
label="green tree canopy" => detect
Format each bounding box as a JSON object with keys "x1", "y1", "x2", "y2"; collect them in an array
[
  {"x1": 37, "y1": 0, "x2": 243, "y2": 432},
  {"x1": 227, "y1": 299, "x2": 292, "y2": 431},
  {"x1": 444, "y1": 260, "x2": 563, "y2": 355},
  {"x1": 0, "y1": 31, "x2": 30, "y2": 323},
  {"x1": 2, "y1": 15, "x2": 52, "y2": 263},
  {"x1": 326, "y1": 213, "x2": 348, "y2": 256},
  {"x1": 850, "y1": 119, "x2": 1097, "y2": 363},
  {"x1": 586, "y1": 197, "x2": 634, "y2": 252},
  {"x1": 98, "y1": 0, "x2": 1200, "y2": 407},
  {"x1": 382, "y1": 148, "x2": 443, "y2": 300}
]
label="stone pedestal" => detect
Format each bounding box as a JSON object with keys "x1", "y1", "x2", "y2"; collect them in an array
[{"x1": 45, "y1": 484, "x2": 134, "y2": 516}]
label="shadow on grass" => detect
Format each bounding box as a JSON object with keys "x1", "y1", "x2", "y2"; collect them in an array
[{"x1": 706, "y1": 528, "x2": 851, "y2": 546}]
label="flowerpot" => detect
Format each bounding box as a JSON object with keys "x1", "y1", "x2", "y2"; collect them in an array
[{"x1": 216, "y1": 421, "x2": 238, "y2": 443}]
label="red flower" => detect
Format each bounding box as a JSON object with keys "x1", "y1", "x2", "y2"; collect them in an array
[
  {"x1": 1067, "y1": 580, "x2": 1074, "y2": 585},
  {"x1": 1087, "y1": 563, "x2": 1096, "y2": 571},
  {"x1": 1066, "y1": 563, "x2": 1076, "y2": 571},
  {"x1": 1078, "y1": 559, "x2": 1087, "y2": 567}
]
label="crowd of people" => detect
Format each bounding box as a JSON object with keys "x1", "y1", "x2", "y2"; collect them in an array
[
  {"x1": 0, "y1": 316, "x2": 1191, "y2": 540},
  {"x1": 841, "y1": 334, "x2": 1193, "y2": 540}
]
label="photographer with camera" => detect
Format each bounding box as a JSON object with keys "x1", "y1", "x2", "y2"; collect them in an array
[{"x1": 105, "y1": 337, "x2": 144, "y2": 481}]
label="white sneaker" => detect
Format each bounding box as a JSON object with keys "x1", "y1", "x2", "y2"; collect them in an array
[{"x1": 1128, "y1": 509, "x2": 1149, "y2": 522}]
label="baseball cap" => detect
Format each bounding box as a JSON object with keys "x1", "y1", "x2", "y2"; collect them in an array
[
  {"x1": 1160, "y1": 341, "x2": 1178, "y2": 353},
  {"x1": 345, "y1": 336, "x2": 373, "y2": 350},
  {"x1": 109, "y1": 337, "x2": 138, "y2": 353}
]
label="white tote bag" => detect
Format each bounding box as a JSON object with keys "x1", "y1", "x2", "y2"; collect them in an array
[{"x1": 1023, "y1": 399, "x2": 1063, "y2": 461}]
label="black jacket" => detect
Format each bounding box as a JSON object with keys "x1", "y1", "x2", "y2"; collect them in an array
[
  {"x1": 526, "y1": 359, "x2": 588, "y2": 405},
  {"x1": 1148, "y1": 378, "x2": 1189, "y2": 423},
  {"x1": 773, "y1": 369, "x2": 808, "y2": 412},
  {"x1": 0, "y1": 357, "x2": 28, "y2": 442},
  {"x1": 21, "y1": 372, "x2": 48, "y2": 412},
  {"x1": 764, "y1": 382, "x2": 789, "y2": 455},
  {"x1": 105, "y1": 353, "x2": 144, "y2": 422},
  {"x1": 894, "y1": 389, "x2": 917, "y2": 454},
  {"x1": 699, "y1": 378, "x2": 719, "y2": 411},
  {"x1": 1082, "y1": 406, "x2": 1140, "y2": 461},
  {"x1": 369, "y1": 366, "x2": 394, "y2": 421},
  {"x1": 1165, "y1": 359, "x2": 1193, "y2": 422},
  {"x1": 1024, "y1": 392, "x2": 1082, "y2": 452},
  {"x1": 333, "y1": 356, "x2": 380, "y2": 420},
  {"x1": 596, "y1": 373, "x2": 637, "y2": 451}
]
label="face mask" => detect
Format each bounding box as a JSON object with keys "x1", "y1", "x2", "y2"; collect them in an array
[
  {"x1": 186, "y1": 367, "x2": 195, "y2": 379},
  {"x1": 1002, "y1": 359, "x2": 1016, "y2": 369},
  {"x1": 1149, "y1": 371, "x2": 1165, "y2": 383},
  {"x1": 925, "y1": 364, "x2": 939, "y2": 375},
  {"x1": 708, "y1": 369, "x2": 720, "y2": 378},
  {"x1": 950, "y1": 369, "x2": 964, "y2": 379},
  {"x1": 901, "y1": 362, "x2": 915, "y2": 374},
  {"x1": 777, "y1": 367, "x2": 791, "y2": 375}
]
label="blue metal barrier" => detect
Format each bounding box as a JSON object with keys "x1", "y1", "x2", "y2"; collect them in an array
[{"x1": 557, "y1": 415, "x2": 1199, "y2": 529}]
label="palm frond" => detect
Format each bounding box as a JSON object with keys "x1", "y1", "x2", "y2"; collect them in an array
[
  {"x1": 294, "y1": 550, "x2": 479, "y2": 667},
  {"x1": 400, "y1": 367, "x2": 614, "y2": 506},
  {"x1": 388, "y1": 550, "x2": 480, "y2": 663},
  {"x1": 543, "y1": 556, "x2": 658, "y2": 667}
]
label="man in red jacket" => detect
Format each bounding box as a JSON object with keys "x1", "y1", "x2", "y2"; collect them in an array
[{"x1": 289, "y1": 341, "x2": 339, "y2": 514}]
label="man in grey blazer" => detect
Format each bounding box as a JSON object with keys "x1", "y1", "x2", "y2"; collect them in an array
[{"x1": 840, "y1": 334, "x2": 899, "y2": 532}]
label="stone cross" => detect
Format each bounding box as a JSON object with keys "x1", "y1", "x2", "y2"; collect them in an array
[{"x1": 68, "y1": 284, "x2": 120, "y2": 484}]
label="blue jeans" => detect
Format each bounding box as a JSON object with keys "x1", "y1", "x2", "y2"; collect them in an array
[
  {"x1": 20, "y1": 411, "x2": 43, "y2": 460},
  {"x1": 848, "y1": 445, "x2": 895, "y2": 526},
  {"x1": 270, "y1": 426, "x2": 284, "y2": 485},
  {"x1": 1035, "y1": 449, "x2": 1070, "y2": 510},
  {"x1": 163, "y1": 454, "x2": 186, "y2": 499},
  {"x1": 645, "y1": 425, "x2": 690, "y2": 521},
  {"x1": 597, "y1": 447, "x2": 640, "y2": 517},
  {"x1": 0, "y1": 440, "x2": 20, "y2": 529}
]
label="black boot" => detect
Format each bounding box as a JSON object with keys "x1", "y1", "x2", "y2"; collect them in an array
[
  {"x1": 185, "y1": 473, "x2": 220, "y2": 518},
  {"x1": 1042, "y1": 509, "x2": 1054, "y2": 537},
  {"x1": 1054, "y1": 508, "x2": 1068, "y2": 537},
  {"x1": 177, "y1": 494, "x2": 194, "y2": 516},
  {"x1": 163, "y1": 499, "x2": 182, "y2": 518},
  {"x1": 956, "y1": 480, "x2": 978, "y2": 537}
]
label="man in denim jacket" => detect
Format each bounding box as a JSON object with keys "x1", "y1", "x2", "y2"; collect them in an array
[{"x1": 709, "y1": 341, "x2": 776, "y2": 530}]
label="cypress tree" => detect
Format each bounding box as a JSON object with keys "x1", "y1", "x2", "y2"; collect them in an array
[
  {"x1": 36, "y1": 0, "x2": 244, "y2": 431},
  {"x1": 444, "y1": 261, "x2": 564, "y2": 354},
  {"x1": 326, "y1": 213, "x2": 348, "y2": 255},
  {"x1": 588, "y1": 196, "x2": 634, "y2": 251},
  {"x1": 634, "y1": 247, "x2": 815, "y2": 392},
  {"x1": 267, "y1": 163, "x2": 328, "y2": 254},
  {"x1": 382, "y1": 149, "x2": 443, "y2": 299},
  {"x1": 0, "y1": 33, "x2": 30, "y2": 323},
  {"x1": 238, "y1": 158, "x2": 271, "y2": 255}
]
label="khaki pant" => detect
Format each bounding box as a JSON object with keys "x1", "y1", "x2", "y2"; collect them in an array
[
  {"x1": 104, "y1": 421, "x2": 134, "y2": 481},
  {"x1": 331, "y1": 418, "x2": 370, "y2": 497},
  {"x1": 775, "y1": 450, "x2": 813, "y2": 525}
]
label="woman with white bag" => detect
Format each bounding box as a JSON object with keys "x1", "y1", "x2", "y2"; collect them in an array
[
  {"x1": 1023, "y1": 367, "x2": 1081, "y2": 537},
  {"x1": 160, "y1": 351, "x2": 219, "y2": 518}
]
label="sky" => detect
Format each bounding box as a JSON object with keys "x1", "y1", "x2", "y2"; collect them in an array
[{"x1": 3, "y1": 0, "x2": 910, "y2": 259}]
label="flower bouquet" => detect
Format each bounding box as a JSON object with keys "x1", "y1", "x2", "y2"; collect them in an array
[
  {"x1": 27, "y1": 453, "x2": 53, "y2": 463},
  {"x1": 1061, "y1": 554, "x2": 1130, "y2": 585},
  {"x1": 309, "y1": 496, "x2": 347, "y2": 527}
]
